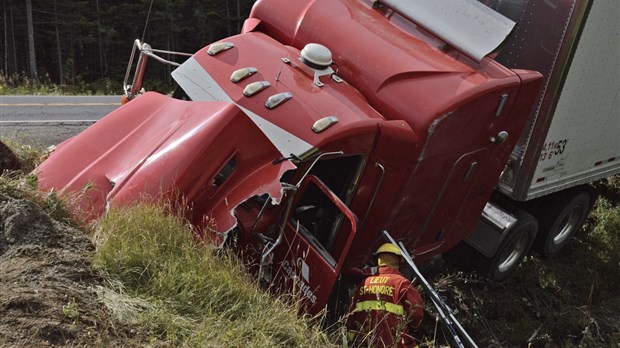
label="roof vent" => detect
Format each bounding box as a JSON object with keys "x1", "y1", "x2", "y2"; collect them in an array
[{"x1": 300, "y1": 43, "x2": 332, "y2": 70}]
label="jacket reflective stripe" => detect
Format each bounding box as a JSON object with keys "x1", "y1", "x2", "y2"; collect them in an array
[{"x1": 354, "y1": 300, "x2": 405, "y2": 316}]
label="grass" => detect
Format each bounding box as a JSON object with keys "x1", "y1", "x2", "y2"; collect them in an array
[
  {"x1": 93, "y1": 204, "x2": 338, "y2": 347},
  {"x1": 0, "y1": 73, "x2": 121, "y2": 95},
  {"x1": 424, "y1": 176, "x2": 620, "y2": 347},
  {"x1": 0, "y1": 136, "x2": 45, "y2": 173},
  {"x1": 588, "y1": 198, "x2": 620, "y2": 266},
  {"x1": 0, "y1": 137, "x2": 93, "y2": 225},
  {"x1": 0, "y1": 73, "x2": 170, "y2": 96},
  {"x1": 0, "y1": 171, "x2": 79, "y2": 227}
]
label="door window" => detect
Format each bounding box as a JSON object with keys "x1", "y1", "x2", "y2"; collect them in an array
[
  {"x1": 276, "y1": 175, "x2": 358, "y2": 313},
  {"x1": 289, "y1": 155, "x2": 364, "y2": 266}
]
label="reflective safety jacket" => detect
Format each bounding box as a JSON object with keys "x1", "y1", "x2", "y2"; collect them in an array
[{"x1": 346, "y1": 266, "x2": 424, "y2": 348}]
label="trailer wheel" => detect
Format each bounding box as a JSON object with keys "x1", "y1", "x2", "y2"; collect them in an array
[
  {"x1": 532, "y1": 188, "x2": 591, "y2": 258},
  {"x1": 488, "y1": 209, "x2": 537, "y2": 282}
]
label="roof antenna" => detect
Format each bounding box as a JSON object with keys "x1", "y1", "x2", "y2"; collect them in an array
[
  {"x1": 276, "y1": 27, "x2": 299, "y2": 83},
  {"x1": 141, "y1": 0, "x2": 155, "y2": 42}
]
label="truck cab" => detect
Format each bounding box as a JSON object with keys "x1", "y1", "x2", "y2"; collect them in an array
[{"x1": 35, "y1": 0, "x2": 547, "y2": 316}]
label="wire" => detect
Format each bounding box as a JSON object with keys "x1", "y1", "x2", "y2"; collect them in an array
[
  {"x1": 276, "y1": 18, "x2": 300, "y2": 83},
  {"x1": 141, "y1": 0, "x2": 155, "y2": 42}
]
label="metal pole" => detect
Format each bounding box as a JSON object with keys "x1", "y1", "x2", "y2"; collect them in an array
[{"x1": 382, "y1": 230, "x2": 479, "y2": 348}]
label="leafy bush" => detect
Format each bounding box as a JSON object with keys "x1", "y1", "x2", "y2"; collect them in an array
[
  {"x1": 0, "y1": 73, "x2": 121, "y2": 95},
  {"x1": 588, "y1": 198, "x2": 620, "y2": 272}
]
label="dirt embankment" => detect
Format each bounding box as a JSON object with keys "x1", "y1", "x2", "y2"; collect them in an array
[{"x1": 0, "y1": 193, "x2": 137, "y2": 347}]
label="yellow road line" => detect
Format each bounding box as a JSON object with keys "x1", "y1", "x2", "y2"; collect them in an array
[{"x1": 0, "y1": 103, "x2": 120, "y2": 106}]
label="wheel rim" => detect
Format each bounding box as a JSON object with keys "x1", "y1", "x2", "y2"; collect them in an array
[
  {"x1": 553, "y1": 206, "x2": 582, "y2": 245},
  {"x1": 498, "y1": 233, "x2": 529, "y2": 273}
]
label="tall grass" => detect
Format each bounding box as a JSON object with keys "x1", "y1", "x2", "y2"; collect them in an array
[
  {"x1": 0, "y1": 139, "x2": 76, "y2": 223},
  {"x1": 94, "y1": 204, "x2": 338, "y2": 347},
  {"x1": 0, "y1": 73, "x2": 120, "y2": 95}
]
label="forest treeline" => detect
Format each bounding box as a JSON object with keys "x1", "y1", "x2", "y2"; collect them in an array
[{"x1": 1, "y1": 0, "x2": 255, "y2": 92}]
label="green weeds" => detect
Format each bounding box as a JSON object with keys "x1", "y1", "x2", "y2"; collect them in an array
[
  {"x1": 62, "y1": 298, "x2": 80, "y2": 323},
  {"x1": 0, "y1": 73, "x2": 120, "y2": 95}
]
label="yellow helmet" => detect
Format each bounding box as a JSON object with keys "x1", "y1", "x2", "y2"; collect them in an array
[{"x1": 374, "y1": 243, "x2": 402, "y2": 257}]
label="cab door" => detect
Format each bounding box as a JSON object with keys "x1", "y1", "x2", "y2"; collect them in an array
[{"x1": 272, "y1": 175, "x2": 358, "y2": 314}]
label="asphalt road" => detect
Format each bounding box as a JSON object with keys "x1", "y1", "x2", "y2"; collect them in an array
[{"x1": 0, "y1": 95, "x2": 122, "y2": 147}]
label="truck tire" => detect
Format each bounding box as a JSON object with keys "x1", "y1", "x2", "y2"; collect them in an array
[
  {"x1": 532, "y1": 188, "x2": 591, "y2": 258},
  {"x1": 487, "y1": 209, "x2": 538, "y2": 282}
]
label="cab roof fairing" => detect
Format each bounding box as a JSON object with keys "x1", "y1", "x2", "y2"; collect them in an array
[
  {"x1": 246, "y1": 0, "x2": 522, "y2": 139},
  {"x1": 378, "y1": 0, "x2": 516, "y2": 63}
]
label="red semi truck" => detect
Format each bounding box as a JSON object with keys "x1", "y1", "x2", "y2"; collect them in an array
[{"x1": 35, "y1": 0, "x2": 619, "y2": 317}]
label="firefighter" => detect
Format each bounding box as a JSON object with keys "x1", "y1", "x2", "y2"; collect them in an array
[{"x1": 346, "y1": 243, "x2": 424, "y2": 347}]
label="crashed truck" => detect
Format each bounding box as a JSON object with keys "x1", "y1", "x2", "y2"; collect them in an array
[{"x1": 35, "y1": 0, "x2": 619, "y2": 317}]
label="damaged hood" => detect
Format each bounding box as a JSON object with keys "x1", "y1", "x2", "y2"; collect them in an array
[{"x1": 36, "y1": 92, "x2": 295, "y2": 243}]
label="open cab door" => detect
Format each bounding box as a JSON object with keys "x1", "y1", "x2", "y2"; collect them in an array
[{"x1": 272, "y1": 175, "x2": 358, "y2": 314}]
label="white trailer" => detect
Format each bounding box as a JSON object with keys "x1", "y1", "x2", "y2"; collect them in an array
[{"x1": 466, "y1": 0, "x2": 619, "y2": 279}]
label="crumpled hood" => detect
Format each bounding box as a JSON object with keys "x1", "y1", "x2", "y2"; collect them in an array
[{"x1": 36, "y1": 92, "x2": 295, "y2": 242}]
